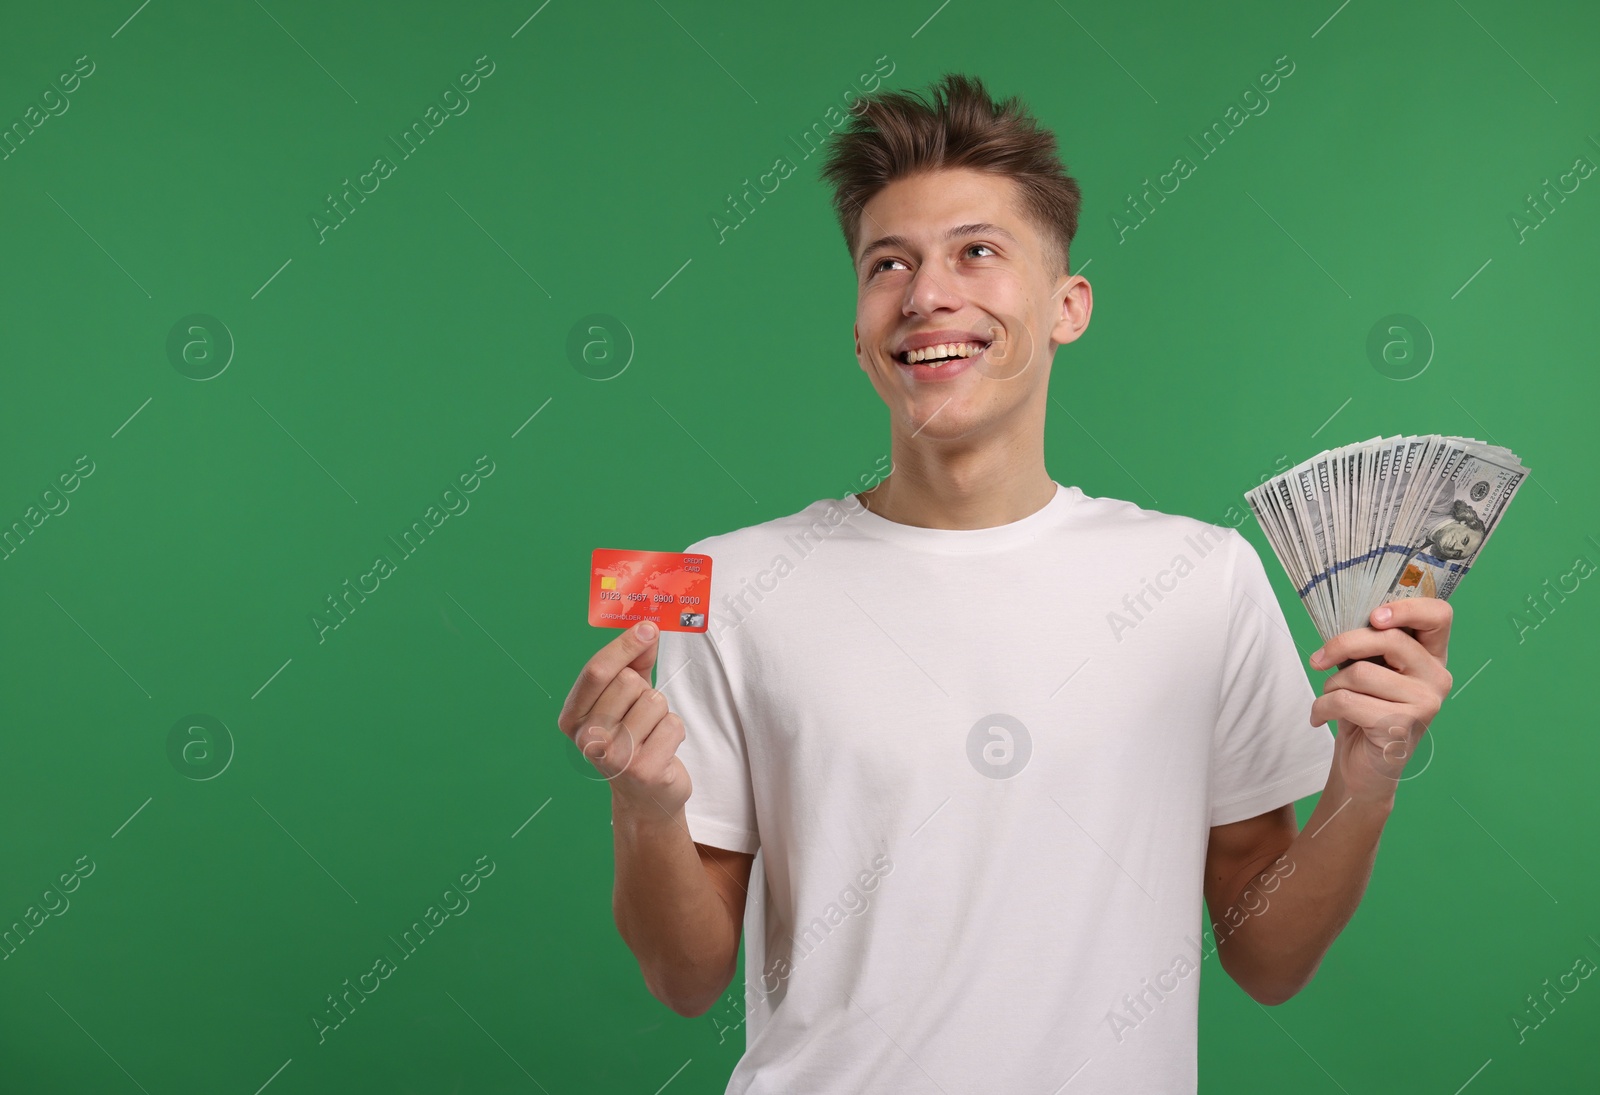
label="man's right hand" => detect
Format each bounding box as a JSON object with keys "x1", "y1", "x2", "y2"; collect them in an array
[{"x1": 557, "y1": 620, "x2": 691, "y2": 817}]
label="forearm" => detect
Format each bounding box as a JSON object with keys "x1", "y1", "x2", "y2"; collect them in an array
[
  {"x1": 1212, "y1": 772, "x2": 1394, "y2": 1005},
  {"x1": 611, "y1": 798, "x2": 738, "y2": 1016}
]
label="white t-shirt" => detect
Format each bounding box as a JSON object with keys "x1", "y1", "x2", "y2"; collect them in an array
[{"x1": 654, "y1": 481, "x2": 1334, "y2": 1094}]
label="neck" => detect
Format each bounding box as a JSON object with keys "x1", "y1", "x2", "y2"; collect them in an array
[{"x1": 856, "y1": 431, "x2": 1055, "y2": 531}]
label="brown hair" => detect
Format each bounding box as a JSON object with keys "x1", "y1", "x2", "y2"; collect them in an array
[{"x1": 819, "y1": 73, "x2": 1083, "y2": 278}]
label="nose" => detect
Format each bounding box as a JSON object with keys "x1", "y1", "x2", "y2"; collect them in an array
[{"x1": 903, "y1": 262, "x2": 962, "y2": 317}]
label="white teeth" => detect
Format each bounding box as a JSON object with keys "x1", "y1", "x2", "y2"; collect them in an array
[{"x1": 902, "y1": 340, "x2": 987, "y2": 364}]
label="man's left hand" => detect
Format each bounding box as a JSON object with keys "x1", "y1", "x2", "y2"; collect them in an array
[{"x1": 1307, "y1": 598, "x2": 1454, "y2": 804}]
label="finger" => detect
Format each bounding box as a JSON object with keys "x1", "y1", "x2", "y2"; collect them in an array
[
  {"x1": 1370, "y1": 598, "x2": 1453, "y2": 668},
  {"x1": 1310, "y1": 625, "x2": 1430, "y2": 677},
  {"x1": 1320, "y1": 659, "x2": 1422, "y2": 705},
  {"x1": 616, "y1": 684, "x2": 671, "y2": 759},
  {"x1": 562, "y1": 660, "x2": 654, "y2": 747},
  {"x1": 578, "y1": 692, "x2": 679, "y2": 783},
  {"x1": 559, "y1": 621, "x2": 660, "y2": 734},
  {"x1": 571, "y1": 711, "x2": 629, "y2": 777},
  {"x1": 588, "y1": 665, "x2": 656, "y2": 728},
  {"x1": 630, "y1": 709, "x2": 686, "y2": 776},
  {"x1": 1310, "y1": 689, "x2": 1418, "y2": 733}
]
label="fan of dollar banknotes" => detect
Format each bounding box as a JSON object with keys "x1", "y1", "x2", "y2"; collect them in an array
[{"x1": 1243, "y1": 435, "x2": 1530, "y2": 643}]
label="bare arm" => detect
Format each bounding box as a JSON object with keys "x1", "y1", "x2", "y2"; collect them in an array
[
  {"x1": 612, "y1": 802, "x2": 753, "y2": 1016},
  {"x1": 1203, "y1": 787, "x2": 1390, "y2": 1005},
  {"x1": 1204, "y1": 598, "x2": 1453, "y2": 1005},
  {"x1": 558, "y1": 619, "x2": 754, "y2": 1017}
]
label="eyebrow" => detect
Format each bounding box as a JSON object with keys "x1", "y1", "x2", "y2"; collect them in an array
[{"x1": 856, "y1": 222, "x2": 1020, "y2": 271}]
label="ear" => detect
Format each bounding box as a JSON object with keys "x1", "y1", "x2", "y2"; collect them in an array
[
  {"x1": 854, "y1": 322, "x2": 864, "y2": 367},
  {"x1": 1049, "y1": 275, "x2": 1092, "y2": 350}
]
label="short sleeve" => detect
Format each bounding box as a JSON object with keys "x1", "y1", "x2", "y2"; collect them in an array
[
  {"x1": 1208, "y1": 529, "x2": 1336, "y2": 827},
  {"x1": 654, "y1": 625, "x2": 761, "y2": 854}
]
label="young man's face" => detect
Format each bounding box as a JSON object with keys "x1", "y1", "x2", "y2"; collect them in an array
[{"x1": 851, "y1": 167, "x2": 1090, "y2": 445}]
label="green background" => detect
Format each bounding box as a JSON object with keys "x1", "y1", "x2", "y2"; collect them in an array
[{"x1": 2, "y1": 0, "x2": 1596, "y2": 1091}]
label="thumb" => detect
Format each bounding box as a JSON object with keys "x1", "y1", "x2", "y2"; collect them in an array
[{"x1": 626, "y1": 620, "x2": 660, "y2": 676}]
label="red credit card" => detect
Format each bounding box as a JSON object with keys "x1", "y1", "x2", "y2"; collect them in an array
[{"x1": 588, "y1": 549, "x2": 713, "y2": 632}]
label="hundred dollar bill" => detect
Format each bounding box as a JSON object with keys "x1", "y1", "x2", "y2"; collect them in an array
[
  {"x1": 1375, "y1": 440, "x2": 1527, "y2": 604},
  {"x1": 1243, "y1": 434, "x2": 1529, "y2": 643}
]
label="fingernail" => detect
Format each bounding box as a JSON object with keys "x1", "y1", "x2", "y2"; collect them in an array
[
  {"x1": 1309, "y1": 648, "x2": 1325, "y2": 667},
  {"x1": 1373, "y1": 606, "x2": 1392, "y2": 624},
  {"x1": 637, "y1": 621, "x2": 657, "y2": 640}
]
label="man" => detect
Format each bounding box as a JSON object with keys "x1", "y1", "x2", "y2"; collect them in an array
[{"x1": 557, "y1": 73, "x2": 1453, "y2": 1094}]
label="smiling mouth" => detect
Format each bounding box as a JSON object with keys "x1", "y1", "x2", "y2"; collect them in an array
[{"x1": 894, "y1": 340, "x2": 991, "y2": 367}]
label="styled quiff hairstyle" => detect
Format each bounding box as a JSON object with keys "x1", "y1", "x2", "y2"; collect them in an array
[{"x1": 819, "y1": 73, "x2": 1083, "y2": 278}]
